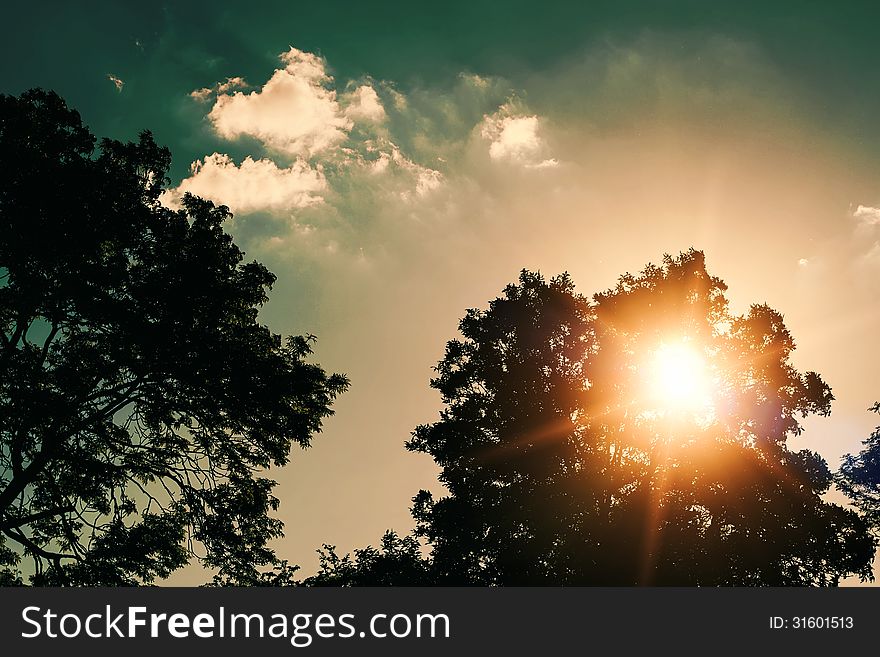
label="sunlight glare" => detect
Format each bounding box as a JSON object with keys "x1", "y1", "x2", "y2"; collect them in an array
[{"x1": 648, "y1": 341, "x2": 713, "y2": 416}]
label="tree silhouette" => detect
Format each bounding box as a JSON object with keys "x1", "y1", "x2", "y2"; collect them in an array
[
  {"x1": 304, "y1": 531, "x2": 431, "y2": 586},
  {"x1": 0, "y1": 90, "x2": 348, "y2": 585},
  {"x1": 405, "y1": 250, "x2": 875, "y2": 585},
  {"x1": 838, "y1": 403, "x2": 880, "y2": 533}
]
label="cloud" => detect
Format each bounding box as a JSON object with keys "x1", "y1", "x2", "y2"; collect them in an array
[
  {"x1": 854, "y1": 205, "x2": 880, "y2": 227},
  {"x1": 191, "y1": 77, "x2": 250, "y2": 103},
  {"x1": 852, "y1": 206, "x2": 880, "y2": 268},
  {"x1": 204, "y1": 47, "x2": 351, "y2": 157},
  {"x1": 480, "y1": 104, "x2": 557, "y2": 168},
  {"x1": 218, "y1": 76, "x2": 248, "y2": 94},
  {"x1": 176, "y1": 47, "x2": 465, "y2": 220},
  {"x1": 460, "y1": 73, "x2": 491, "y2": 89},
  {"x1": 326, "y1": 139, "x2": 445, "y2": 210},
  {"x1": 343, "y1": 84, "x2": 386, "y2": 124},
  {"x1": 485, "y1": 115, "x2": 540, "y2": 160},
  {"x1": 162, "y1": 153, "x2": 326, "y2": 214},
  {"x1": 107, "y1": 74, "x2": 124, "y2": 92},
  {"x1": 367, "y1": 143, "x2": 443, "y2": 199},
  {"x1": 170, "y1": 46, "x2": 579, "y2": 264},
  {"x1": 190, "y1": 87, "x2": 213, "y2": 103}
]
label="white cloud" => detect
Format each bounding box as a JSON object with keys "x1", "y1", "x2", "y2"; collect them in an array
[
  {"x1": 217, "y1": 76, "x2": 249, "y2": 94},
  {"x1": 107, "y1": 74, "x2": 124, "y2": 92},
  {"x1": 854, "y1": 205, "x2": 880, "y2": 227},
  {"x1": 377, "y1": 144, "x2": 442, "y2": 195},
  {"x1": 480, "y1": 105, "x2": 557, "y2": 168},
  {"x1": 460, "y1": 73, "x2": 491, "y2": 89},
  {"x1": 191, "y1": 77, "x2": 249, "y2": 103},
  {"x1": 343, "y1": 85, "x2": 386, "y2": 124},
  {"x1": 177, "y1": 47, "x2": 575, "y2": 238},
  {"x1": 388, "y1": 87, "x2": 408, "y2": 111},
  {"x1": 798, "y1": 258, "x2": 809, "y2": 267},
  {"x1": 163, "y1": 153, "x2": 326, "y2": 214},
  {"x1": 180, "y1": 47, "x2": 459, "y2": 223},
  {"x1": 204, "y1": 47, "x2": 352, "y2": 157},
  {"x1": 848, "y1": 206, "x2": 880, "y2": 269},
  {"x1": 341, "y1": 140, "x2": 444, "y2": 202},
  {"x1": 527, "y1": 158, "x2": 559, "y2": 169},
  {"x1": 190, "y1": 87, "x2": 214, "y2": 103},
  {"x1": 414, "y1": 168, "x2": 443, "y2": 196}
]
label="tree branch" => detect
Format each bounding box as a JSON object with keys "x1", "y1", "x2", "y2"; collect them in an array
[
  {"x1": 3, "y1": 526, "x2": 76, "y2": 564},
  {"x1": 38, "y1": 322, "x2": 60, "y2": 367},
  {"x1": 0, "y1": 435, "x2": 59, "y2": 516},
  {"x1": 7, "y1": 317, "x2": 27, "y2": 350},
  {"x1": 0, "y1": 505, "x2": 74, "y2": 532}
]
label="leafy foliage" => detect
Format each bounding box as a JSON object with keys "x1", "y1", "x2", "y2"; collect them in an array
[
  {"x1": 406, "y1": 250, "x2": 875, "y2": 585},
  {"x1": 838, "y1": 403, "x2": 880, "y2": 531},
  {"x1": 0, "y1": 89, "x2": 348, "y2": 585},
  {"x1": 304, "y1": 531, "x2": 431, "y2": 586}
]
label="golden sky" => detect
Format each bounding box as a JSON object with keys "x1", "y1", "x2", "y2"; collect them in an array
[{"x1": 5, "y1": 3, "x2": 879, "y2": 583}]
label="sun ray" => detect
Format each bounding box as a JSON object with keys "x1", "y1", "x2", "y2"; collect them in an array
[{"x1": 642, "y1": 339, "x2": 716, "y2": 425}]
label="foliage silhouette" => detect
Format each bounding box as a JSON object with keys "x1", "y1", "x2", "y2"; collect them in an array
[
  {"x1": 304, "y1": 531, "x2": 431, "y2": 586},
  {"x1": 0, "y1": 89, "x2": 348, "y2": 585},
  {"x1": 399, "y1": 250, "x2": 875, "y2": 585},
  {"x1": 838, "y1": 403, "x2": 880, "y2": 533}
]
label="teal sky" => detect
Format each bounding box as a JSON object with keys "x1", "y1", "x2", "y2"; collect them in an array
[
  {"x1": 5, "y1": 2, "x2": 880, "y2": 170},
  {"x1": 4, "y1": 2, "x2": 880, "y2": 583}
]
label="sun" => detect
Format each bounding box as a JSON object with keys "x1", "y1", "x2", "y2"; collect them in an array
[{"x1": 646, "y1": 340, "x2": 714, "y2": 417}]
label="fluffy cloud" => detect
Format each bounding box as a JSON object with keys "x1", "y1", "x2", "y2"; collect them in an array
[
  {"x1": 369, "y1": 144, "x2": 442, "y2": 199},
  {"x1": 218, "y1": 76, "x2": 249, "y2": 94},
  {"x1": 343, "y1": 85, "x2": 386, "y2": 124},
  {"x1": 205, "y1": 48, "x2": 352, "y2": 157},
  {"x1": 189, "y1": 87, "x2": 213, "y2": 103},
  {"x1": 485, "y1": 115, "x2": 540, "y2": 160},
  {"x1": 330, "y1": 139, "x2": 444, "y2": 208},
  {"x1": 174, "y1": 47, "x2": 564, "y2": 229},
  {"x1": 480, "y1": 105, "x2": 557, "y2": 168},
  {"x1": 190, "y1": 77, "x2": 249, "y2": 103},
  {"x1": 163, "y1": 153, "x2": 326, "y2": 214},
  {"x1": 854, "y1": 205, "x2": 880, "y2": 227}
]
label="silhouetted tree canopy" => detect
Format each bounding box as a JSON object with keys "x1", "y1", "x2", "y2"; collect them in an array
[
  {"x1": 403, "y1": 250, "x2": 875, "y2": 585},
  {"x1": 0, "y1": 89, "x2": 348, "y2": 585},
  {"x1": 304, "y1": 531, "x2": 431, "y2": 586},
  {"x1": 838, "y1": 403, "x2": 880, "y2": 532}
]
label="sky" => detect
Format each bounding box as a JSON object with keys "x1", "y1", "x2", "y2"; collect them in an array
[{"x1": 4, "y1": 1, "x2": 880, "y2": 583}]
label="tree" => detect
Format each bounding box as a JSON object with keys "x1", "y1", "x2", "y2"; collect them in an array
[
  {"x1": 0, "y1": 89, "x2": 348, "y2": 585},
  {"x1": 303, "y1": 531, "x2": 431, "y2": 586},
  {"x1": 838, "y1": 403, "x2": 880, "y2": 532},
  {"x1": 407, "y1": 250, "x2": 875, "y2": 585}
]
